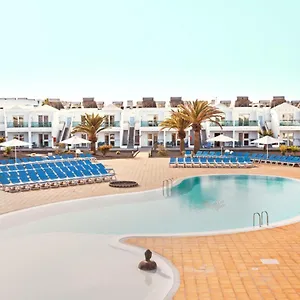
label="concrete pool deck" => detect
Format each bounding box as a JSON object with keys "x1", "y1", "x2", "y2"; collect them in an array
[
  {"x1": 0, "y1": 152, "x2": 299, "y2": 299},
  {"x1": 0, "y1": 231, "x2": 176, "y2": 300}
]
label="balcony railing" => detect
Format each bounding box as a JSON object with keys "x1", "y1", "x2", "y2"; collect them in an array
[
  {"x1": 72, "y1": 121, "x2": 120, "y2": 127},
  {"x1": 141, "y1": 121, "x2": 162, "y2": 127},
  {"x1": 102, "y1": 121, "x2": 120, "y2": 127},
  {"x1": 7, "y1": 122, "x2": 28, "y2": 128},
  {"x1": 31, "y1": 122, "x2": 52, "y2": 127},
  {"x1": 280, "y1": 120, "x2": 300, "y2": 126},
  {"x1": 209, "y1": 120, "x2": 258, "y2": 127},
  {"x1": 234, "y1": 120, "x2": 258, "y2": 126},
  {"x1": 210, "y1": 120, "x2": 234, "y2": 127}
]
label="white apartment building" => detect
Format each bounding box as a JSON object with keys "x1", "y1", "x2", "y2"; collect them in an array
[{"x1": 0, "y1": 97, "x2": 300, "y2": 149}]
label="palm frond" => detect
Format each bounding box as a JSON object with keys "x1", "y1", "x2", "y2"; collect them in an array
[
  {"x1": 160, "y1": 109, "x2": 191, "y2": 131},
  {"x1": 178, "y1": 100, "x2": 224, "y2": 128}
]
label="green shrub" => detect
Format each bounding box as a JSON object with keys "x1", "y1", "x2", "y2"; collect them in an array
[
  {"x1": 290, "y1": 145, "x2": 299, "y2": 154},
  {"x1": 4, "y1": 146, "x2": 12, "y2": 154},
  {"x1": 157, "y1": 145, "x2": 168, "y2": 157},
  {"x1": 280, "y1": 145, "x2": 288, "y2": 155},
  {"x1": 98, "y1": 144, "x2": 112, "y2": 156}
]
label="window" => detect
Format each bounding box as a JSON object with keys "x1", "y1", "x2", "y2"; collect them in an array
[
  {"x1": 282, "y1": 132, "x2": 293, "y2": 146},
  {"x1": 38, "y1": 115, "x2": 49, "y2": 125},
  {"x1": 147, "y1": 134, "x2": 153, "y2": 146},
  {"x1": 242, "y1": 132, "x2": 250, "y2": 146},
  {"x1": 109, "y1": 115, "x2": 115, "y2": 126},
  {"x1": 13, "y1": 134, "x2": 24, "y2": 141},
  {"x1": 110, "y1": 134, "x2": 115, "y2": 147},
  {"x1": 134, "y1": 130, "x2": 139, "y2": 145},
  {"x1": 105, "y1": 134, "x2": 109, "y2": 145},
  {"x1": 81, "y1": 134, "x2": 88, "y2": 147},
  {"x1": 147, "y1": 115, "x2": 159, "y2": 126},
  {"x1": 170, "y1": 133, "x2": 180, "y2": 146},
  {"x1": 38, "y1": 134, "x2": 49, "y2": 147},
  {"x1": 282, "y1": 113, "x2": 293, "y2": 121},
  {"x1": 238, "y1": 114, "x2": 250, "y2": 126},
  {"x1": 104, "y1": 134, "x2": 115, "y2": 146},
  {"x1": 12, "y1": 116, "x2": 24, "y2": 127}
]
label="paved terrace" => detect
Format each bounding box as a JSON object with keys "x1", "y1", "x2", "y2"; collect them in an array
[{"x1": 0, "y1": 152, "x2": 299, "y2": 299}]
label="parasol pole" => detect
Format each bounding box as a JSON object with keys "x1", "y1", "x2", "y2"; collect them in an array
[{"x1": 15, "y1": 146, "x2": 17, "y2": 163}]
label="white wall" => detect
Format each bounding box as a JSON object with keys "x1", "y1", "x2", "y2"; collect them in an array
[
  {"x1": 97, "y1": 132, "x2": 121, "y2": 147},
  {"x1": 294, "y1": 132, "x2": 300, "y2": 146},
  {"x1": 2, "y1": 102, "x2": 300, "y2": 148},
  {"x1": 7, "y1": 132, "x2": 29, "y2": 141}
]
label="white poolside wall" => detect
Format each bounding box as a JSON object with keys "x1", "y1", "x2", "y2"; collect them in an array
[{"x1": 0, "y1": 100, "x2": 300, "y2": 148}]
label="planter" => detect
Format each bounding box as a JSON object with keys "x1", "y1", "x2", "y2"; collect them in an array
[{"x1": 109, "y1": 181, "x2": 139, "y2": 188}]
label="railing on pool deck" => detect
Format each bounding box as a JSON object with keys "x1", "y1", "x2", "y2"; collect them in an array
[
  {"x1": 253, "y1": 211, "x2": 269, "y2": 227},
  {"x1": 261, "y1": 211, "x2": 269, "y2": 226},
  {"x1": 162, "y1": 178, "x2": 173, "y2": 197}
]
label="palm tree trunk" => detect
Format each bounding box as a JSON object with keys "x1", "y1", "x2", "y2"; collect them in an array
[
  {"x1": 194, "y1": 130, "x2": 200, "y2": 153},
  {"x1": 180, "y1": 138, "x2": 185, "y2": 153},
  {"x1": 177, "y1": 130, "x2": 186, "y2": 154},
  {"x1": 90, "y1": 142, "x2": 96, "y2": 154}
]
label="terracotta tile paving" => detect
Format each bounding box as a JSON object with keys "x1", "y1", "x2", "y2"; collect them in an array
[
  {"x1": 126, "y1": 222, "x2": 300, "y2": 299},
  {"x1": 0, "y1": 153, "x2": 299, "y2": 299}
]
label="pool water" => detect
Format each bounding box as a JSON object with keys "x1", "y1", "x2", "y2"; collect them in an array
[{"x1": 1, "y1": 175, "x2": 300, "y2": 236}]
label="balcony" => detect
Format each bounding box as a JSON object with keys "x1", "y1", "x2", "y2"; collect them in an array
[
  {"x1": 210, "y1": 120, "x2": 233, "y2": 127},
  {"x1": 7, "y1": 122, "x2": 28, "y2": 128},
  {"x1": 31, "y1": 122, "x2": 52, "y2": 127},
  {"x1": 141, "y1": 121, "x2": 162, "y2": 127},
  {"x1": 234, "y1": 120, "x2": 258, "y2": 126},
  {"x1": 72, "y1": 121, "x2": 82, "y2": 127},
  {"x1": 72, "y1": 121, "x2": 120, "y2": 127},
  {"x1": 103, "y1": 121, "x2": 120, "y2": 127},
  {"x1": 280, "y1": 120, "x2": 300, "y2": 126}
]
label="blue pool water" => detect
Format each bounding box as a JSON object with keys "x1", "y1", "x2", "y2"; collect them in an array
[{"x1": 1, "y1": 175, "x2": 300, "y2": 236}]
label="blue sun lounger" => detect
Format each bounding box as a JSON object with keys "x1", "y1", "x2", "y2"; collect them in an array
[{"x1": 169, "y1": 157, "x2": 177, "y2": 167}]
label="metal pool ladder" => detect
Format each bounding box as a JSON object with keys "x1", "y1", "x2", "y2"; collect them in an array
[
  {"x1": 253, "y1": 211, "x2": 269, "y2": 227},
  {"x1": 162, "y1": 178, "x2": 173, "y2": 197}
]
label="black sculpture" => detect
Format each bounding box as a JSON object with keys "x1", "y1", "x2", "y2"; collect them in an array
[{"x1": 138, "y1": 249, "x2": 157, "y2": 271}]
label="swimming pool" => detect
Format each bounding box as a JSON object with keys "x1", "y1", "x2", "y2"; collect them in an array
[
  {"x1": 1, "y1": 175, "x2": 298, "y2": 300},
  {"x1": 1, "y1": 175, "x2": 299, "y2": 236}
]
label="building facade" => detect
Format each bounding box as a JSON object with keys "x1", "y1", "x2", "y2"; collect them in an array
[{"x1": 0, "y1": 97, "x2": 300, "y2": 149}]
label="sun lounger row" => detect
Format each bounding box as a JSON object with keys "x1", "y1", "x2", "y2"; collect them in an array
[
  {"x1": 0, "y1": 153, "x2": 94, "y2": 165},
  {"x1": 0, "y1": 161, "x2": 115, "y2": 192},
  {"x1": 250, "y1": 154, "x2": 300, "y2": 166},
  {"x1": 0, "y1": 158, "x2": 97, "y2": 172},
  {"x1": 170, "y1": 157, "x2": 253, "y2": 168},
  {"x1": 185, "y1": 150, "x2": 250, "y2": 158}
]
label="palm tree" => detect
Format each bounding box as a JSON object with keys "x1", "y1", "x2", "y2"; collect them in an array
[
  {"x1": 160, "y1": 110, "x2": 191, "y2": 152},
  {"x1": 42, "y1": 98, "x2": 50, "y2": 106},
  {"x1": 178, "y1": 100, "x2": 224, "y2": 153},
  {"x1": 258, "y1": 128, "x2": 273, "y2": 137},
  {"x1": 72, "y1": 113, "x2": 108, "y2": 154}
]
